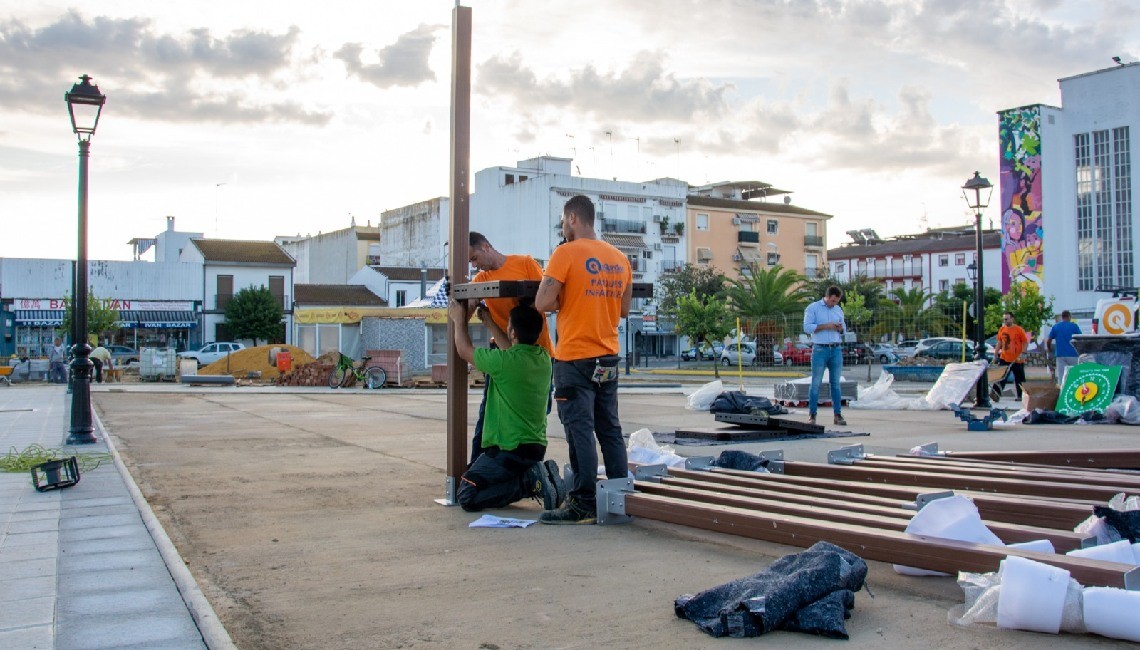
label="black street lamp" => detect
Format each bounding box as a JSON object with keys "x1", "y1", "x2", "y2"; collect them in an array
[
  {"x1": 962, "y1": 171, "x2": 993, "y2": 409},
  {"x1": 65, "y1": 74, "x2": 105, "y2": 445}
]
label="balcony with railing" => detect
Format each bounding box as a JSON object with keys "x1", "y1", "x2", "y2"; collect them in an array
[
  {"x1": 737, "y1": 231, "x2": 760, "y2": 245},
  {"x1": 660, "y1": 259, "x2": 684, "y2": 274},
  {"x1": 215, "y1": 294, "x2": 290, "y2": 311},
  {"x1": 804, "y1": 234, "x2": 824, "y2": 247},
  {"x1": 601, "y1": 218, "x2": 647, "y2": 234}
]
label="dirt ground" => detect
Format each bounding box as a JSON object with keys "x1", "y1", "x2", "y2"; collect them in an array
[{"x1": 92, "y1": 389, "x2": 1135, "y2": 649}]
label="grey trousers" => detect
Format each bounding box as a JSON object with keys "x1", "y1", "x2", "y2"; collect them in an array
[{"x1": 553, "y1": 359, "x2": 626, "y2": 508}]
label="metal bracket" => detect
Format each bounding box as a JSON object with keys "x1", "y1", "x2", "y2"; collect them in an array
[
  {"x1": 1125, "y1": 567, "x2": 1140, "y2": 591},
  {"x1": 433, "y1": 476, "x2": 459, "y2": 506},
  {"x1": 827, "y1": 444, "x2": 866, "y2": 466},
  {"x1": 913, "y1": 490, "x2": 955, "y2": 510},
  {"x1": 684, "y1": 456, "x2": 715, "y2": 471},
  {"x1": 596, "y1": 477, "x2": 635, "y2": 525},
  {"x1": 1078, "y1": 536, "x2": 1098, "y2": 549},
  {"x1": 758, "y1": 449, "x2": 784, "y2": 474},
  {"x1": 913, "y1": 442, "x2": 942, "y2": 457},
  {"x1": 634, "y1": 464, "x2": 669, "y2": 481}
]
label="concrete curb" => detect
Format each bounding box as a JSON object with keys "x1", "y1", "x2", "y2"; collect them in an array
[{"x1": 93, "y1": 411, "x2": 238, "y2": 650}]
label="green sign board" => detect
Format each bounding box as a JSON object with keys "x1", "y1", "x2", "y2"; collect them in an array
[{"x1": 1056, "y1": 363, "x2": 1122, "y2": 416}]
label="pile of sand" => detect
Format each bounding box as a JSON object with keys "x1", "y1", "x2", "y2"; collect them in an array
[{"x1": 199, "y1": 345, "x2": 316, "y2": 379}]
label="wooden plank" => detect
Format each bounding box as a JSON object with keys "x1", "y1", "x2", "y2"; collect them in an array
[
  {"x1": 944, "y1": 449, "x2": 1140, "y2": 470},
  {"x1": 782, "y1": 460, "x2": 1134, "y2": 502},
  {"x1": 643, "y1": 478, "x2": 1089, "y2": 552},
  {"x1": 674, "y1": 427, "x2": 791, "y2": 441},
  {"x1": 853, "y1": 456, "x2": 1140, "y2": 489},
  {"x1": 625, "y1": 493, "x2": 1138, "y2": 589}
]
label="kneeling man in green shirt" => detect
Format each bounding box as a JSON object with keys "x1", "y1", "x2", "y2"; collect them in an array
[{"x1": 448, "y1": 299, "x2": 565, "y2": 512}]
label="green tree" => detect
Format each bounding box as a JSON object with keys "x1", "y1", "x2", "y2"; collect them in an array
[
  {"x1": 843, "y1": 292, "x2": 873, "y2": 338},
  {"x1": 224, "y1": 285, "x2": 283, "y2": 347},
  {"x1": 880, "y1": 286, "x2": 951, "y2": 337},
  {"x1": 656, "y1": 264, "x2": 727, "y2": 318},
  {"x1": 60, "y1": 291, "x2": 121, "y2": 345},
  {"x1": 726, "y1": 264, "x2": 811, "y2": 321},
  {"x1": 805, "y1": 274, "x2": 886, "y2": 311},
  {"x1": 984, "y1": 281, "x2": 1054, "y2": 339},
  {"x1": 674, "y1": 290, "x2": 731, "y2": 378}
]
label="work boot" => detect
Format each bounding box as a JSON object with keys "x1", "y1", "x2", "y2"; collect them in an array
[
  {"x1": 834, "y1": 413, "x2": 847, "y2": 426},
  {"x1": 990, "y1": 385, "x2": 1002, "y2": 403},
  {"x1": 539, "y1": 497, "x2": 596, "y2": 525},
  {"x1": 543, "y1": 459, "x2": 567, "y2": 509},
  {"x1": 525, "y1": 463, "x2": 558, "y2": 510},
  {"x1": 807, "y1": 414, "x2": 817, "y2": 426}
]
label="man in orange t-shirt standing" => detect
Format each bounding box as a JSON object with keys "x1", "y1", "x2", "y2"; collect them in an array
[
  {"x1": 467, "y1": 231, "x2": 555, "y2": 465},
  {"x1": 535, "y1": 195, "x2": 633, "y2": 525},
  {"x1": 991, "y1": 311, "x2": 1029, "y2": 402}
]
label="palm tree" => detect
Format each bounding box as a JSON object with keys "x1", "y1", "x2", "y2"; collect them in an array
[
  {"x1": 882, "y1": 286, "x2": 950, "y2": 337},
  {"x1": 726, "y1": 264, "x2": 812, "y2": 346}
]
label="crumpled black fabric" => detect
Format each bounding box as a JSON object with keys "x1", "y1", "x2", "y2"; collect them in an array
[
  {"x1": 709, "y1": 391, "x2": 788, "y2": 416},
  {"x1": 1024, "y1": 409, "x2": 1105, "y2": 424},
  {"x1": 674, "y1": 541, "x2": 868, "y2": 638},
  {"x1": 1093, "y1": 506, "x2": 1140, "y2": 543},
  {"x1": 713, "y1": 450, "x2": 770, "y2": 471}
]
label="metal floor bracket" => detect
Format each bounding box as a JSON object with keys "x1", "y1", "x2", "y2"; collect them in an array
[
  {"x1": 914, "y1": 442, "x2": 942, "y2": 457},
  {"x1": 913, "y1": 490, "x2": 955, "y2": 510},
  {"x1": 596, "y1": 477, "x2": 635, "y2": 525},
  {"x1": 827, "y1": 444, "x2": 866, "y2": 465},
  {"x1": 759, "y1": 449, "x2": 785, "y2": 474},
  {"x1": 634, "y1": 464, "x2": 669, "y2": 481},
  {"x1": 433, "y1": 476, "x2": 459, "y2": 506},
  {"x1": 684, "y1": 456, "x2": 715, "y2": 471}
]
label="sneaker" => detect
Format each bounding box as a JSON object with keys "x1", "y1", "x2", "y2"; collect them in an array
[
  {"x1": 539, "y1": 497, "x2": 596, "y2": 525},
  {"x1": 807, "y1": 414, "x2": 817, "y2": 425},
  {"x1": 990, "y1": 385, "x2": 1002, "y2": 402},
  {"x1": 833, "y1": 414, "x2": 847, "y2": 426},
  {"x1": 525, "y1": 463, "x2": 558, "y2": 510},
  {"x1": 543, "y1": 459, "x2": 567, "y2": 509}
]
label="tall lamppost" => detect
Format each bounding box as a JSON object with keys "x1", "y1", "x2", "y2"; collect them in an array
[
  {"x1": 962, "y1": 171, "x2": 993, "y2": 409},
  {"x1": 65, "y1": 74, "x2": 105, "y2": 444}
]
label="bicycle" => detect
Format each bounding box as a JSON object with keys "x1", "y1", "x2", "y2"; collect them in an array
[{"x1": 327, "y1": 354, "x2": 387, "y2": 389}]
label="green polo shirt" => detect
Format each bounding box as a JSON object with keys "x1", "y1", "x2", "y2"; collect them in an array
[{"x1": 473, "y1": 344, "x2": 550, "y2": 451}]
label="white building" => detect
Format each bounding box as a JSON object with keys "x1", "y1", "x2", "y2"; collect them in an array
[
  {"x1": 378, "y1": 198, "x2": 450, "y2": 269},
  {"x1": 998, "y1": 62, "x2": 1139, "y2": 316},
  {"x1": 180, "y1": 240, "x2": 295, "y2": 345},
  {"x1": 277, "y1": 222, "x2": 381, "y2": 285},
  {"x1": 827, "y1": 227, "x2": 1002, "y2": 298}
]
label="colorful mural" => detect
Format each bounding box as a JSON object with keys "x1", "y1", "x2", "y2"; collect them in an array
[{"x1": 998, "y1": 106, "x2": 1044, "y2": 292}]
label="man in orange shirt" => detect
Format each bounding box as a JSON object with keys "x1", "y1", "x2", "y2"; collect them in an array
[
  {"x1": 535, "y1": 195, "x2": 633, "y2": 525},
  {"x1": 991, "y1": 311, "x2": 1029, "y2": 402},
  {"x1": 467, "y1": 231, "x2": 555, "y2": 465}
]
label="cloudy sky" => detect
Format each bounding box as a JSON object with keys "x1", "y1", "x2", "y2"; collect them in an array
[{"x1": 1, "y1": 0, "x2": 1136, "y2": 262}]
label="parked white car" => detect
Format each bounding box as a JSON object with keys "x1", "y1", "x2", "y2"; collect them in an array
[
  {"x1": 178, "y1": 342, "x2": 246, "y2": 366},
  {"x1": 720, "y1": 342, "x2": 758, "y2": 366}
]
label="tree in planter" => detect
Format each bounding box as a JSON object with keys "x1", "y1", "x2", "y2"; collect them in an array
[
  {"x1": 60, "y1": 291, "x2": 121, "y2": 346},
  {"x1": 675, "y1": 290, "x2": 731, "y2": 379},
  {"x1": 673, "y1": 222, "x2": 684, "y2": 235},
  {"x1": 224, "y1": 285, "x2": 283, "y2": 347}
]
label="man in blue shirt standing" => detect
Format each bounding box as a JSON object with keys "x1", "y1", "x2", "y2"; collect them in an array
[
  {"x1": 803, "y1": 286, "x2": 847, "y2": 426},
  {"x1": 1046, "y1": 310, "x2": 1082, "y2": 386}
]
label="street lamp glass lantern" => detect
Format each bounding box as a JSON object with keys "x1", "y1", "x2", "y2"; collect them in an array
[
  {"x1": 65, "y1": 74, "x2": 106, "y2": 140},
  {"x1": 961, "y1": 171, "x2": 993, "y2": 211},
  {"x1": 966, "y1": 261, "x2": 978, "y2": 282}
]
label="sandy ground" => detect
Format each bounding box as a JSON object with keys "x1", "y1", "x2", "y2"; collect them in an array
[{"x1": 92, "y1": 387, "x2": 1137, "y2": 649}]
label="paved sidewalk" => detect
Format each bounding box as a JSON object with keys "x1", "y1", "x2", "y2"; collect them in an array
[{"x1": 0, "y1": 385, "x2": 208, "y2": 650}]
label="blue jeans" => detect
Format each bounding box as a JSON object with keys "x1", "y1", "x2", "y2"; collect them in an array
[
  {"x1": 553, "y1": 359, "x2": 626, "y2": 509},
  {"x1": 809, "y1": 345, "x2": 844, "y2": 416}
]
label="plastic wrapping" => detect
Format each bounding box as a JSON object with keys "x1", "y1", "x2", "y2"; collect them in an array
[
  {"x1": 1084, "y1": 587, "x2": 1140, "y2": 642},
  {"x1": 1104, "y1": 395, "x2": 1140, "y2": 425},
  {"x1": 626, "y1": 428, "x2": 686, "y2": 468},
  {"x1": 894, "y1": 496, "x2": 1001, "y2": 576},
  {"x1": 851, "y1": 361, "x2": 986, "y2": 410},
  {"x1": 950, "y1": 569, "x2": 1085, "y2": 634},
  {"x1": 686, "y1": 380, "x2": 723, "y2": 411},
  {"x1": 996, "y1": 556, "x2": 1071, "y2": 634},
  {"x1": 1066, "y1": 539, "x2": 1137, "y2": 564}
]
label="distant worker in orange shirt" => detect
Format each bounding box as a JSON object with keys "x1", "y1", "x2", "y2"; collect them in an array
[
  {"x1": 535, "y1": 194, "x2": 633, "y2": 525},
  {"x1": 991, "y1": 311, "x2": 1029, "y2": 402},
  {"x1": 467, "y1": 231, "x2": 555, "y2": 465}
]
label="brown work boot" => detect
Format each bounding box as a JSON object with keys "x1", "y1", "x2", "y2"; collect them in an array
[{"x1": 834, "y1": 414, "x2": 847, "y2": 426}]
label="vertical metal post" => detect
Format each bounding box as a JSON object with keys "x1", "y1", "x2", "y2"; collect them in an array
[
  {"x1": 67, "y1": 139, "x2": 96, "y2": 444},
  {"x1": 442, "y1": 4, "x2": 472, "y2": 504},
  {"x1": 973, "y1": 211, "x2": 991, "y2": 408}
]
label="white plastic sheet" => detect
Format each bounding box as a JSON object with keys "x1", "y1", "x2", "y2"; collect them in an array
[
  {"x1": 685, "y1": 380, "x2": 723, "y2": 411},
  {"x1": 894, "y1": 495, "x2": 1002, "y2": 576},
  {"x1": 1066, "y1": 539, "x2": 1138, "y2": 565},
  {"x1": 1084, "y1": 587, "x2": 1140, "y2": 642},
  {"x1": 626, "y1": 427, "x2": 686, "y2": 468},
  {"x1": 996, "y1": 556, "x2": 1071, "y2": 634},
  {"x1": 851, "y1": 361, "x2": 987, "y2": 410}
]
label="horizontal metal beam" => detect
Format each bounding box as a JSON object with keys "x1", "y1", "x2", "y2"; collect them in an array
[
  {"x1": 451, "y1": 279, "x2": 653, "y2": 301},
  {"x1": 782, "y1": 460, "x2": 1133, "y2": 502},
  {"x1": 640, "y1": 479, "x2": 1090, "y2": 552},
  {"x1": 944, "y1": 448, "x2": 1140, "y2": 470},
  {"x1": 625, "y1": 492, "x2": 1138, "y2": 589}
]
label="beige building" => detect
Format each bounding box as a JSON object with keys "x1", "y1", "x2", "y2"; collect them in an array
[{"x1": 685, "y1": 181, "x2": 831, "y2": 281}]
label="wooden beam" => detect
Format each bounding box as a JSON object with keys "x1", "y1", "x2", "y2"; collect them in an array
[{"x1": 944, "y1": 449, "x2": 1140, "y2": 470}]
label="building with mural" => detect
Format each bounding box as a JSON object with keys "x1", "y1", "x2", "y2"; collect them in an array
[{"x1": 997, "y1": 62, "x2": 1138, "y2": 315}]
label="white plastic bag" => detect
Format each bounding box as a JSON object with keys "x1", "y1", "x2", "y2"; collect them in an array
[
  {"x1": 626, "y1": 427, "x2": 686, "y2": 468},
  {"x1": 894, "y1": 496, "x2": 1002, "y2": 576},
  {"x1": 685, "y1": 379, "x2": 723, "y2": 411},
  {"x1": 1105, "y1": 395, "x2": 1140, "y2": 425},
  {"x1": 849, "y1": 372, "x2": 924, "y2": 410},
  {"x1": 1084, "y1": 587, "x2": 1140, "y2": 642}
]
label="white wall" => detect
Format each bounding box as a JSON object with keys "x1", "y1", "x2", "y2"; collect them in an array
[{"x1": 0, "y1": 258, "x2": 203, "y2": 302}]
